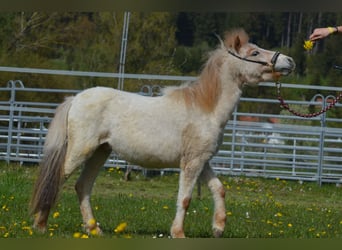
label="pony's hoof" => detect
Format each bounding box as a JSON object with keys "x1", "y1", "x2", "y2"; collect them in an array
[
  {"x1": 87, "y1": 226, "x2": 103, "y2": 236},
  {"x1": 213, "y1": 228, "x2": 224, "y2": 238},
  {"x1": 170, "y1": 228, "x2": 185, "y2": 238}
]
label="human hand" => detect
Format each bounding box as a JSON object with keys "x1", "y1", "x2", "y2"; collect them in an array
[{"x1": 309, "y1": 27, "x2": 335, "y2": 41}]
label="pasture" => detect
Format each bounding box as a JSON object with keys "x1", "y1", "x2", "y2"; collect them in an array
[{"x1": 0, "y1": 161, "x2": 342, "y2": 238}]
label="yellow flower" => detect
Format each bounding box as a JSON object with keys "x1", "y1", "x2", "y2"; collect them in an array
[
  {"x1": 88, "y1": 218, "x2": 96, "y2": 227},
  {"x1": 287, "y1": 223, "x2": 293, "y2": 227},
  {"x1": 163, "y1": 205, "x2": 169, "y2": 210},
  {"x1": 90, "y1": 228, "x2": 98, "y2": 236},
  {"x1": 73, "y1": 232, "x2": 82, "y2": 238},
  {"x1": 53, "y1": 212, "x2": 60, "y2": 219},
  {"x1": 303, "y1": 40, "x2": 314, "y2": 50},
  {"x1": 114, "y1": 222, "x2": 127, "y2": 233},
  {"x1": 81, "y1": 234, "x2": 89, "y2": 239}
]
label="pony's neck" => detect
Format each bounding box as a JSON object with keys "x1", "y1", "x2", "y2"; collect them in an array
[{"x1": 213, "y1": 58, "x2": 243, "y2": 127}]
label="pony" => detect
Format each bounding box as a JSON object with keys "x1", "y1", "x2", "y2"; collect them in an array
[{"x1": 30, "y1": 28, "x2": 295, "y2": 238}]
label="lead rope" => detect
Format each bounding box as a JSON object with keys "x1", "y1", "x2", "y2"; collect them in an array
[
  {"x1": 276, "y1": 82, "x2": 342, "y2": 118},
  {"x1": 276, "y1": 64, "x2": 342, "y2": 118}
]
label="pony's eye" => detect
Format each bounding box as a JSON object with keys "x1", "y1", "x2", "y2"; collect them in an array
[{"x1": 251, "y1": 51, "x2": 260, "y2": 56}]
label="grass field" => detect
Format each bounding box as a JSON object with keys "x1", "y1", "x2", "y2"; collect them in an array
[{"x1": 1, "y1": 161, "x2": 342, "y2": 239}]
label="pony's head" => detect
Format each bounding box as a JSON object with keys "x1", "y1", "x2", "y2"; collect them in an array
[{"x1": 223, "y1": 28, "x2": 295, "y2": 85}]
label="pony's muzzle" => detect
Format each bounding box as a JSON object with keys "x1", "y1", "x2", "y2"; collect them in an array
[{"x1": 274, "y1": 55, "x2": 296, "y2": 76}]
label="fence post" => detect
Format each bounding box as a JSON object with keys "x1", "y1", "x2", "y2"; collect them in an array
[
  {"x1": 230, "y1": 105, "x2": 238, "y2": 170},
  {"x1": 5, "y1": 80, "x2": 24, "y2": 163}
]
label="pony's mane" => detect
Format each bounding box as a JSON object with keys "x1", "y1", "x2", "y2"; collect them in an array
[
  {"x1": 164, "y1": 50, "x2": 223, "y2": 113},
  {"x1": 164, "y1": 28, "x2": 249, "y2": 113}
]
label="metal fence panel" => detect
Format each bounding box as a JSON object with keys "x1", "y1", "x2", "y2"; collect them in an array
[{"x1": 1, "y1": 78, "x2": 342, "y2": 184}]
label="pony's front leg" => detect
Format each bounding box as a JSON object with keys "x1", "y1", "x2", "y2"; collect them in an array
[
  {"x1": 171, "y1": 159, "x2": 204, "y2": 238},
  {"x1": 200, "y1": 164, "x2": 226, "y2": 237}
]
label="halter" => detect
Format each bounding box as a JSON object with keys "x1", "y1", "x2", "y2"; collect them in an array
[{"x1": 227, "y1": 50, "x2": 280, "y2": 68}]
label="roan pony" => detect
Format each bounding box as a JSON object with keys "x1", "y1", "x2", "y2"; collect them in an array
[{"x1": 30, "y1": 29, "x2": 295, "y2": 238}]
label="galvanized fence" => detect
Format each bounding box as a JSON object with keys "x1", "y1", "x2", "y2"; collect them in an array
[{"x1": 1, "y1": 74, "x2": 342, "y2": 184}]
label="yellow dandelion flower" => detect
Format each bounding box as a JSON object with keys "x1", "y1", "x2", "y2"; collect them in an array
[
  {"x1": 73, "y1": 232, "x2": 82, "y2": 238},
  {"x1": 274, "y1": 212, "x2": 283, "y2": 217},
  {"x1": 287, "y1": 223, "x2": 293, "y2": 227},
  {"x1": 90, "y1": 228, "x2": 98, "y2": 236},
  {"x1": 163, "y1": 205, "x2": 169, "y2": 210},
  {"x1": 303, "y1": 40, "x2": 314, "y2": 50},
  {"x1": 53, "y1": 212, "x2": 60, "y2": 219},
  {"x1": 114, "y1": 222, "x2": 127, "y2": 233},
  {"x1": 88, "y1": 218, "x2": 96, "y2": 227},
  {"x1": 81, "y1": 234, "x2": 89, "y2": 239},
  {"x1": 226, "y1": 211, "x2": 233, "y2": 216}
]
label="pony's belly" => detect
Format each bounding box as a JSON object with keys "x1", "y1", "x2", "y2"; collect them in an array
[
  {"x1": 116, "y1": 150, "x2": 180, "y2": 169},
  {"x1": 112, "y1": 140, "x2": 180, "y2": 168}
]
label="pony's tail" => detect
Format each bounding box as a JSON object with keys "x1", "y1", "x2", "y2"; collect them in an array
[{"x1": 30, "y1": 97, "x2": 73, "y2": 216}]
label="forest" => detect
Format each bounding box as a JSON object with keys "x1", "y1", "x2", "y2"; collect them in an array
[{"x1": 0, "y1": 12, "x2": 342, "y2": 106}]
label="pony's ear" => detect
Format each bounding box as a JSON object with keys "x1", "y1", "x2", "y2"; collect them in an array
[
  {"x1": 233, "y1": 35, "x2": 242, "y2": 52},
  {"x1": 224, "y1": 28, "x2": 249, "y2": 52}
]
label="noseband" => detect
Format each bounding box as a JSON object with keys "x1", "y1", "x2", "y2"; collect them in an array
[{"x1": 227, "y1": 50, "x2": 280, "y2": 68}]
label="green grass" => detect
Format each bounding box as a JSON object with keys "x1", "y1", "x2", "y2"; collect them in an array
[{"x1": 0, "y1": 161, "x2": 342, "y2": 238}]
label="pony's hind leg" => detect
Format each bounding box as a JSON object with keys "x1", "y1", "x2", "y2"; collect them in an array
[
  {"x1": 75, "y1": 143, "x2": 111, "y2": 235},
  {"x1": 200, "y1": 163, "x2": 226, "y2": 237}
]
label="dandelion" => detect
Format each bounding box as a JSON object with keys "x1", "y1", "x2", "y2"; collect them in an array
[
  {"x1": 53, "y1": 212, "x2": 60, "y2": 219},
  {"x1": 22, "y1": 226, "x2": 33, "y2": 236},
  {"x1": 226, "y1": 211, "x2": 232, "y2": 216},
  {"x1": 88, "y1": 218, "x2": 96, "y2": 227},
  {"x1": 81, "y1": 234, "x2": 89, "y2": 239},
  {"x1": 163, "y1": 205, "x2": 169, "y2": 210},
  {"x1": 274, "y1": 212, "x2": 283, "y2": 217},
  {"x1": 73, "y1": 232, "x2": 82, "y2": 238},
  {"x1": 90, "y1": 228, "x2": 98, "y2": 236},
  {"x1": 303, "y1": 40, "x2": 314, "y2": 50},
  {"x1": 114, "y1": 222, "x2": 127, "y2": 233},
  {"x1": 287, "y1": 223, "x2": 293, "y2": 228}
]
